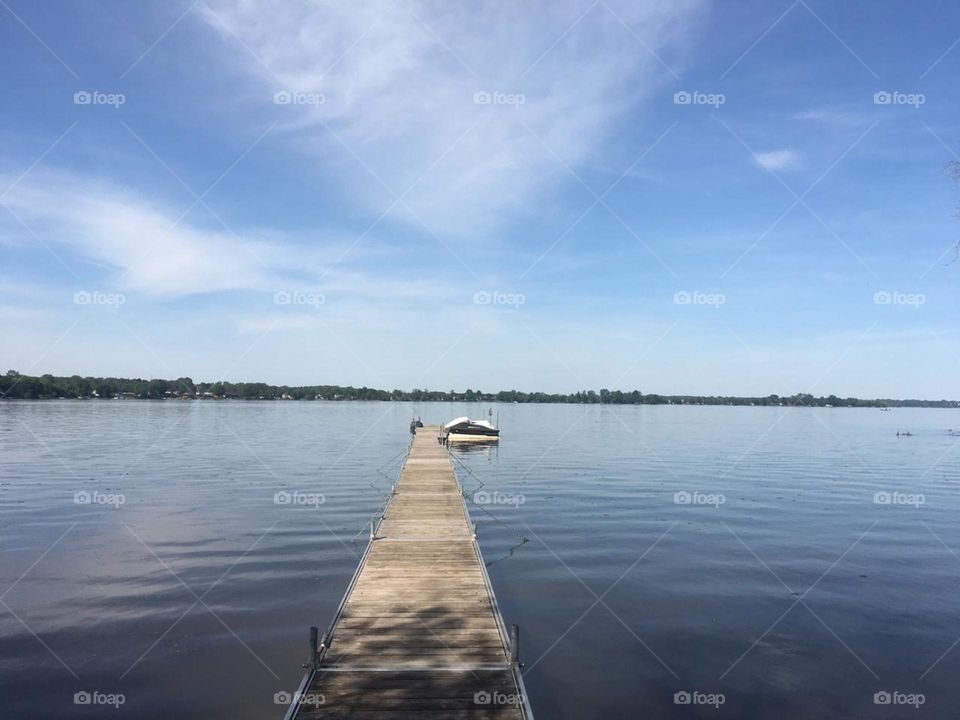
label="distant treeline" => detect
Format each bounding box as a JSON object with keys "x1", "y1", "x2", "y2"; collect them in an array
[{"x1": 1, "y1": 371, "x2": 957, "y2": 408}]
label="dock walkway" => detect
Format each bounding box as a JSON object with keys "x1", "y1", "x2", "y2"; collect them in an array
[{"x1": 286, "y1": 426, "x2": 532, "y2": 719}]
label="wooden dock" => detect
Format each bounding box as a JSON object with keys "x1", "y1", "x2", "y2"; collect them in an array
[{"x1": 284, "y1": 426, "x2": 533, "y2": 719}]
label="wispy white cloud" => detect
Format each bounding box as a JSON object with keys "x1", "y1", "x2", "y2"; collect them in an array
[
  {"x1": 2, "y1": 170, "x2": 272, "y2": 295},
  {"x1": 793, "y1": 107, "x2": 868, "y2": 127},
  {"x1": 234, "y1": 313, "x2": 321, "y2": 334},
  {"x1": 0, "y1": 303, "x2": 54, "y2": 323},
  {"x1": 752, "y1": 148, "x2": 801, "y2": 171},
  {"x1": 199, "y1": 0, "x2": 707, "y2": 234},
  {"x1": 0, "y1": 169, "x2": 457, "y2": 301}
]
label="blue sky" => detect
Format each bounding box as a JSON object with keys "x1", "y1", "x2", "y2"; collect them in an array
[{"x1": 0, "y1": 0, "x2": 958, "y2": 398}]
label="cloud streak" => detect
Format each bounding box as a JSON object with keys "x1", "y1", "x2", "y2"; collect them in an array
[
  {"x1": 199, "y1": 0, "x2": 706, "y2": 234},
  {"x1": 0, "y1": 170, "x2": 454, "y2": 302},
  {"x1": 752, "y1": 148, "x2": 801, "y2": 172}
]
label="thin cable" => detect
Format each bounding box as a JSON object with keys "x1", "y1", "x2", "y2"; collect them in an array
[{"x1": 451, "y1": 451, "x2": 529, "y2": 546}]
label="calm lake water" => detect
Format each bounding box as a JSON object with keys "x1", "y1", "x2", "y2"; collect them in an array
[{"x1": 1, "y1": 400, "x2": 958, "y2": 719}]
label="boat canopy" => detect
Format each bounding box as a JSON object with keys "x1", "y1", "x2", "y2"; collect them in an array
[{"x1": 443, "y1": 417, "x2": 496, "y2": 430}]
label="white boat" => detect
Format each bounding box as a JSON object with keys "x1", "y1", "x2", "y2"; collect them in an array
[{"x1": 443, "y1": 416, "x2": 499, "y2": 442}]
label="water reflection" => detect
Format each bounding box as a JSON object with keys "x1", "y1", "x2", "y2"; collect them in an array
[{"x1": 450, "y1": 440, "x2": 500, "y2": 458}]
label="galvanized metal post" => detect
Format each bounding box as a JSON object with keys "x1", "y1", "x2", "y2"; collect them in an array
[
  {"x1": 472, "y1": 522, "x2": 477, "y2": 540},
  {"x1": 510, "y1": 624, "x2": 520, "y2": 666},
  {"x1": 369, "y1": 518, "x2": 376, "y2": 540}
]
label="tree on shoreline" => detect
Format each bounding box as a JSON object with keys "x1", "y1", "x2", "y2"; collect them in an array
[{"x1": 1, "y1": 370, "x2": 956, "y2": 408}]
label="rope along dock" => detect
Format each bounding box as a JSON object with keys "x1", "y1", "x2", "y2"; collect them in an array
[{"x1": 284, "y1": 425, "x2": 533, "y2": 719}]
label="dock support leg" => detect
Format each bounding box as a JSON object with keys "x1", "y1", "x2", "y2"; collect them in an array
[
  {"x1": 369, "y1": 518, "x2": 376, "y2": 541},
  {"x1": 510, "y1": 624, "x2": 520, "y2": 666},
  {"x1": 309, "y1": 626, "x2": 319, "y2": 670}
]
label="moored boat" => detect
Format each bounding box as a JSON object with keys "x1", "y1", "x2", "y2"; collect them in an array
[{"x1": 443, "y1": 416, "x2": 499, "y2": 442}]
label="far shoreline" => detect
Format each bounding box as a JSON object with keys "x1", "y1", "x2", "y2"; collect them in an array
[
  {"x1": 2, "y1": 371, "x2": 957, "y2": 408},
  {"x1": 3, "y1": 396, "x2": 958, "y2": 409}
]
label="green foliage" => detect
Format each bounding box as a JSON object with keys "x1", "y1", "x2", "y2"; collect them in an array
[{"x1": 0, "y1": 371, "x2": 956, "y2": 407}]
